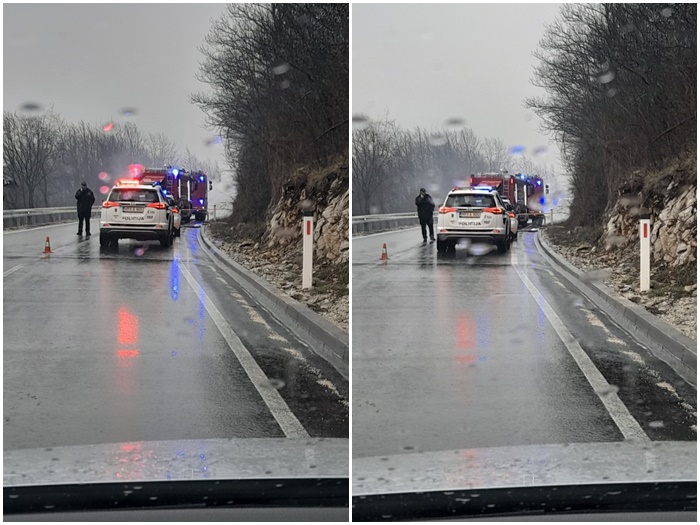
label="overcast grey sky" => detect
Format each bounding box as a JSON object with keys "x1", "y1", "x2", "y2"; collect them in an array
[
  {"x1": 353, "y1": 3, "x2": 564, "y2": 176},
  {"x1": 4, "y1": 3, "x2": 227, "y2": 166}
]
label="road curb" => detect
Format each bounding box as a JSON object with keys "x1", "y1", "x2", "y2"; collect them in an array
[
  {"x1": 199, "y1": 226, "x2": 349, "y2": 379},
  {"x1": 536, "y1": 230, "x2": 696, "y2": 386}
]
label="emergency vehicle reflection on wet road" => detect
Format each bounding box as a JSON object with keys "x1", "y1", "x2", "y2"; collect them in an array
[
  {"x1": 352, "y1": 227, "x2": 695, "y2": 459},
  {"x1": 4, "y1": 222, "x2": 348, "y2": 450}
]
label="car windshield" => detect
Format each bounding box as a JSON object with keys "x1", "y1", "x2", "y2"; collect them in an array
[
  {"x1": 352, "y1": 2, "x2": 696, "y2": 521},
  {"x1": 446, "y1": 194, "x2": 496, "y2": 208},
  {"x1": 109, "y1": 189, "x2": 159, "y2": 203},
  {"x1": 4, "y1": 2, "x2": 349, "y2": 518}
]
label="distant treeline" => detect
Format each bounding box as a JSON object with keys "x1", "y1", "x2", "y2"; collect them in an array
[
  {"x1": 193, "y1": 3, "x2": 349, "y2": 231},
  {"x1": 352, "y1": 118, "x2": 556, "y2": 216},
  {"x1": 3, "y1": 112, "x2": 221, "y2": 210},
  {"x1": 528, "y1": 3, "x2": 696, "y2": 227}
]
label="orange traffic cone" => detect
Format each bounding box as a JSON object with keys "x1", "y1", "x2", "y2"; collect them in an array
[
  {"x1": 380, "y1": 242, "x2": 389, "y2": 261},
  {"x1": 43, "y1": 236, "x2": 52, "y2": 254}
]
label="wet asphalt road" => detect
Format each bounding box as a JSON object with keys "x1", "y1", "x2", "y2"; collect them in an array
[
  {"x1": 352, "y1": 227, "x2": 696, "y2": 459},
  {"x1": 4, "y1": 222, "x2": 348, "y2": 450}
]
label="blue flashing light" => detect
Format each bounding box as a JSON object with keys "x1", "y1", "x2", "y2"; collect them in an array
[
  {"x1": 520, "y1": 174, "x2": 525, "y2": 180},
  {"x1": 539, "y1": 196, "x2": 546, "y2": 205},
  {"x1": 199, "y1": 175, "x2": 205, "y2": 182},
  {"x1": 172, "y1": 168, "x2": 179, "y2": 177},
  {"x1": 536, "y1": 180, "x2": 542, "y2": 186},
  {"x1": 199, "y1": 199, "x2": 204, "y2": 205}
]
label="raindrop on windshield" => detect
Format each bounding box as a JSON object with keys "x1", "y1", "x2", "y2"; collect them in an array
[
  {"x1": 99, "y1": 185, "x2": 110, "y2": 195},
  {"x1": 120, "y1": 107, "x2": 138, "y2": 117},
  {"x1": 620, "y1": 22, "x2": 635, "y2": 35},
  {"x1": 98, "y1": 171, "x2": 110, "y2": 181},
  {"x1": 352, "y1": 114, "x2": 370, "y2": 129},
  {"x1": 134, "y1": 248, "x2": 145, "y2": 257},
  {"x1": 280, "y1": 79, "x2": 291, "y2": 90},
  {"x1": 581, "y1": 269, "x2": 611, "y2": 282},
  {"x1": 269, "y1": 378, "x2": 286, "y2": 390},
  {"x1": 605, "y1": 236, "x2": 627, "y2": 248},
  {"x1": 429, "y1": 133, "x2": 447, "y2": 147},
  {"x1": 533, "y1": 145, "x2": 547, "y2": 157},
  {"x1": 298, "y1": 199, "x2": 314, "y2": 212},
  {"x1": 428, "y1": 183, "x2": 440, "y2": 193},
  {"x1": 509, "y1": 145, "x2": 525, "y2": 155},
  {"x1": 103, "y1": 122, "x2": 114, "y2": 133},
  {"x1": 444, "y1": 117, "x2": 465, "y2": 130},
  {"x1": 597, "y1": 70, "x2": 616, "y2": 84},
  {"x1": 649, "y1": 420, "x2": 665, "y2": 429},
  {"x1": 606, "y1": 88, "x2": 618, "y2": 98},
  {"x1": 619, "y1": 195, "x2": 643, "y2": 207},
  {"x1": 270, "y1": 61, "x2": 290, "y2": 75},
  {"x1": 19, "y1": 102, "x2": 42, "y2": 112},
  {"x1": 467, "y1": 244, "x2": 491, "y2": 256},
  {"x1": 661, "y1": 7, "x2": 673, "y2": 17},
  {"x1": 595, "y1": 384, "x2": 620, "y2": 397}
]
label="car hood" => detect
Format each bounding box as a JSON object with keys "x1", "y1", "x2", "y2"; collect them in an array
[
  {"x1": 5, "y1": 437, "x2": 348, "y2": 487},
  {"x1": 353, "y1": 440, "x2": 695, "y2": 496}
]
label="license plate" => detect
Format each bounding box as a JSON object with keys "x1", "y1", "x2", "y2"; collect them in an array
[
  {"x1": 459, "y1": 212, "x2": 480, "y2": 218},
  {"x1": 123, "y1": 206, "x2": 142, "y2": 213}
]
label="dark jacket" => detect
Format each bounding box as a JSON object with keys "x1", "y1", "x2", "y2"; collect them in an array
[
  {"x1": 75, "y1": 187, "x2": 95, "y2": 214},
  {"x1": 415, "y1": 193, "x2": 435, "y2": 220}
]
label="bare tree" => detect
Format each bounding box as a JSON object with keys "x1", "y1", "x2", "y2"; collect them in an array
[{"x1": 3, "y1": 111, "x2": 63, "y2": 209}]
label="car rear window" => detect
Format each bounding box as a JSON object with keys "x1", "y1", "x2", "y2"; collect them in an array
[
  {"x1": 109, "y1": 188, "x2": 160, "y2": 203},
  {"x1": 445, "y1": 193, "x2": 496, "y2": 208}
]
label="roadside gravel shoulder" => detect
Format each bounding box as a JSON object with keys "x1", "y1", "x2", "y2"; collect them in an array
[
  {"x1": 206, "y1": 222, "x2": 348, "y2": 333},
  {"x1": 542, "y1": 226, "x2": 696, "y2": 342}
]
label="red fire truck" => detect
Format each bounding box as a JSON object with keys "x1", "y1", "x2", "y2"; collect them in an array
[
  {"x1": 469, "y1": 172, "x2": 548, "y2": 227},
  {"x1": 129, "y1": 165, "x2": 211, "y2": 223}
]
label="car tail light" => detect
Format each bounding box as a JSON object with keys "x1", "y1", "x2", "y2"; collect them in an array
[
  {"x1": 508, "y1": 212, "x2": 515, "y2": 218},
  {"x1": 483, "y1": 207, "x2": 503, "y2": 214},
  {"x1": 147, "y1": 203, "x2": 166, "y2": 209},
  {"x1": 439, "y1": 206, "x2": 456, "y2": 214},
  {"x1": 102, "y1": 201, "x2": 119, "y2": 208}
]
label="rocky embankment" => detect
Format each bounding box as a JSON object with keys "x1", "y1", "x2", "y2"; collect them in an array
[
  {"x1": 544, "y1": 158, "x2": 696, "y2": 341},
  {"x1": 208, "y1": 158, "x2": 349, "y2": 331}
]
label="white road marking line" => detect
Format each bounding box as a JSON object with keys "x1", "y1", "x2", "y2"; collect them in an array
[
  {"x1": 514, "y1": 263, "x2": 649, "y2": 441},
  {"x1": 179, "y1": 262, "x2": 309, "y2": 438},
  {"x1": 353, "y1": 226, "x2": 418, "y2": 239},
  {"x1": 269, "y1": 333, "x2": 289, "y2": 343},
  {"x1": 581, "y1": 309, "x2": 627, "y2": 345},
  {"x1": 3, "y1": 264, "x2": 24, "y2": 277},
  {"x1": 3, "y1": 222, "x2": 78, "y2": 235},
  {"x1": 510, "y1": 244, "x2": 517, "y2": 266}
]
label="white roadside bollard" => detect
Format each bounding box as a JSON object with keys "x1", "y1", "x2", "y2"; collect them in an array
[
  {"x1": 213, "y1": 205, "x2": 216, "y2": 221},
  {"x1": 639, "y1": 214, "x2": 651, "y2": 292},
  {"x1": 302, "y1": 210, "x2": 314, "y2": 289}
]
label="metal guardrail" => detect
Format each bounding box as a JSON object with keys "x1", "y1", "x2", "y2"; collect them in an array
[
  {"x1": 4, "y1": 207, "x2": 99, "y2": 229},
  {"x1": 352, "y1": 212, "x2": 433, "y2": 234}
]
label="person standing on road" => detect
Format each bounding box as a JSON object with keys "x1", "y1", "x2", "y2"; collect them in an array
[
  {"x1": 75, "y1": 182, "x2": 95, "y2": 237},
  {"x1": 415, "y1": 188, "x2": 435, "y2": 243}
]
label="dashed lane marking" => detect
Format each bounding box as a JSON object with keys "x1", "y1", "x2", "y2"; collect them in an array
[
  {"x1": 179, "y1": 261, "x2": 309, "y2": 438},
  {"x1": 3, "y1": 264, "x2": 24, "y2": 277}
]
